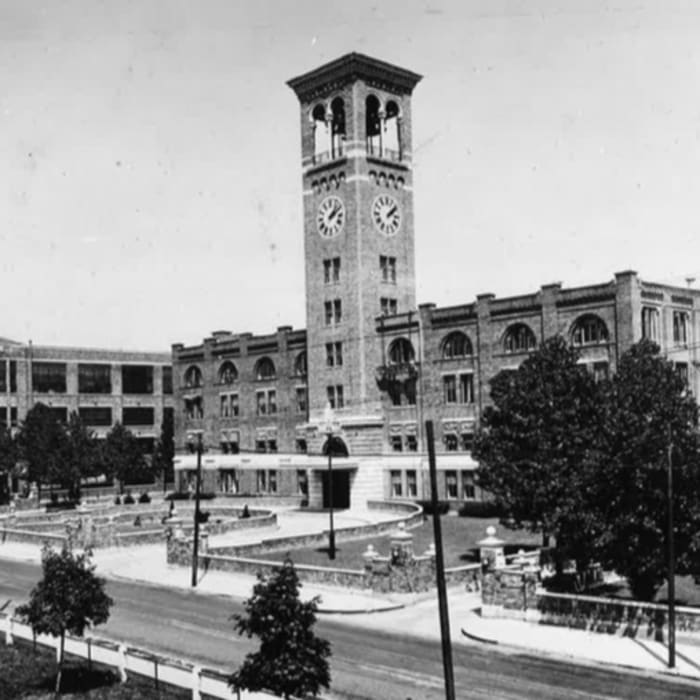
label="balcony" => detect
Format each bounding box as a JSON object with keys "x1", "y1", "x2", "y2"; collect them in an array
[{"x1": 375, "y1": 362, "x2": 419, "y2": 391}]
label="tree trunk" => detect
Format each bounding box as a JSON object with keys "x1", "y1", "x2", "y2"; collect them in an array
[
  {"x1": 541, "y1": 531, "x2": 550, "y2": 548},
  {"x1": 55, "y1": 632, "x2": 65, "y2": 695}
]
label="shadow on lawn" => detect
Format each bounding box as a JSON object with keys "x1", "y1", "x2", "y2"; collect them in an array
[{"x1": 37, "y1": 664, "x2": 120, "y2": 695}]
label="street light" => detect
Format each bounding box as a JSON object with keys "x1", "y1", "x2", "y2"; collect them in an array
[
  {"x1": 666, "y1": 424, "x2": 676, "y2": 669},
  {"x1": 323, "y1": 403, "x2": 338, "y2": 560}
]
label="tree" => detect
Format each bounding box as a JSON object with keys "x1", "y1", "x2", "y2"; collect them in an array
[
  {"x1": 16, "y1": 545, "x2": 113, "y2": 694},
  {"x1": 596, "y1": 340, "x2": 700, "y2": 600},
  {"x1": 16, "y1": 403, "x2": 68, "y2": 502},
  {"x1": 0, "y1": 426, "x2": 17, "y2": 504},
  {"x1": 230, "y1": 559, "x2": 331, "y2": 700},
  {"x1": 152, "y1": 411, "x2": 174, "y2": 491},
  {"x1": 473, "y1": 335, "x2": 605, "y2": 568},
  {"x1": 61, "y1": 412, "x2": 99, "y2": 501},
  {"x1": 101, "y1": 422, "x2": 148, "y2": 494}
]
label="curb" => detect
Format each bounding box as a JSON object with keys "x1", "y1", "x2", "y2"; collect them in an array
[
  {"x1": 461, "y1": 626, "x2": 497, "y2": 645},
  {"x1": 318, "y1": 602, "x2": 406, "y2": 615}
]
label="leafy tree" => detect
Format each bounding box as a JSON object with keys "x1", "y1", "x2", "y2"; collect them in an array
[
  {"x1": 101, "y1": 422, "x2": 148, "y2": 494},
  {"x1": 16, "y1": 545, "x2": 113, "y2": 694},
  {"x1": 473, "y1": 335, "x2": 605, "y2": 568},
  {"x1": 0, "y1": 426, "x2": 17, "y2": 504},
  {"x1": 60, "y1": 412, "x2": 99, "y2": 501},
  {"x1": 230, "y1": 559, "x2": 331, "y2": 700},
  {"x1": 16, "y1": 403, "x2": 68, "y2": 502},
  {"x1": 152, "y1": 411, "x2": 174, "y2": 491},
  {"x1": 596, "y1": 340, "x2": 700, "y2": 600}
]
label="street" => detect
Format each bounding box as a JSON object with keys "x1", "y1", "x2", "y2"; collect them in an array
[{"x1": 1, "y1": 559, "x2": 699, "y2": 699}]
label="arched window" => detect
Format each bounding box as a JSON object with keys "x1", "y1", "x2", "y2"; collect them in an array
[
  {"x1": 388, "y1": 338, "x2": 415, "y2": 365},
  {"x1": 218, "y1": 361, "x2": 237, "y2": 385},
  {"x1": 330, "y1": 97, "x2": 345, "y2": 158},
  {"x1": 441, "y1": 331, "x2": 473, "y2": 359},
  {"x1": 366, "y1": 95, "x2": 381, "y2": 156},
  {"x1": 571, "y1": 315, "x2": 609, "y2": 346},
  {"x1": 384, "y1": 100, "x2": 401, "y2": 160},
  {"x1": 255, "y1": 357, "x2": 276, "y2": 381},
  {"x1": 641, "y1": 307, "x2": 660, "y2": 342},
  {"x1": 294, "y1": 351, "x2": 307, "y2": 377},
  {"x1": 311, "y1": 103, "x2": 327, "y2": 162},
  {"x1": 503, "y1": 324, "x2": 537, "y2": 353},
  {"x1": 184, "y1": 365, "x2": 203, "y2": 389}
]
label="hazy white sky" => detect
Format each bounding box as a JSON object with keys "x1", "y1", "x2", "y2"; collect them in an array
[{"x1": 2, "y1": 0, "x2": 700, "y2": 350}]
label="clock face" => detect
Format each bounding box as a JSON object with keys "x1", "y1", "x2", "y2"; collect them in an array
[
  {"x1": 372, "y1": 194, "x2": 401, "y2": 236},
  {"x1": 317, "y1": 196, "x2": 345, "y2": 238}
]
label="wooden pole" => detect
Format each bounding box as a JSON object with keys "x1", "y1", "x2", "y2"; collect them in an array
[
  {"x1": 667, "y1": 425, "x2": 675, "y2": 668},
  {"x1": 191, "y1": 434, "x2": 203, "y2": 588},
  {"x1": 426, "y1": 420, "x2": 455, "y2": 700}
]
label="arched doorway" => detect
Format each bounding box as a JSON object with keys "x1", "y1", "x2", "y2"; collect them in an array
[{"x1": 321, "y1": 436, "x2": 351, "y2": 509}]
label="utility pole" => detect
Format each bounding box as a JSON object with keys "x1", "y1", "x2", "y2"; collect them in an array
[
  {"x1": 191, "y1": 433, "x2": 203, "y2": 588},
  {"x1": 667, "y1": 424, "x2": 676, "y2": 668},
  {"x1": 426, "y1": 420, "x2": 455, "y2": 700}
]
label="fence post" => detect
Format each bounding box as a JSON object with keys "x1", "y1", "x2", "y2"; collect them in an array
[
  {"x1": 2, "y1": 615, "x2": 13, "y2": 645},
  {"x1": 117, "y1": 644, "x2": 128, "y2": 682},
  {"x1": 191, "y1": 664, "x2": 202, "y2": 700}
]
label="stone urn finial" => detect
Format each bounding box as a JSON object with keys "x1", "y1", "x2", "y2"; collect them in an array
[
  {"x1": 362, "y1": 544, "x2": 378, "y2": 570},
  {"x1": 477, "y1": 525, "x2": 506, "y2": 572}
]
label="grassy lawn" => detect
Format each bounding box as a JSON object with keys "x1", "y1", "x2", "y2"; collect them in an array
[
  {"x1": 270, "y1": 516, "x2": 542, "y2": 569},
  {"x1": 0, "y1": 640, "x2": 189, "y2": 700}
]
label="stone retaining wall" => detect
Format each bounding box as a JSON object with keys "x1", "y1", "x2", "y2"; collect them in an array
[{"x1": 0, "y1": 527, "x2": 67, "y2": 547}]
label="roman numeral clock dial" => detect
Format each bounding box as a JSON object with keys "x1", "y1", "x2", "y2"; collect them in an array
[
  {"x1": 317, "y1": 196, "x2": 345, "y2": 238},
  {"x1": 372, "y1": 194, "x2": 401, "y2": 236}
]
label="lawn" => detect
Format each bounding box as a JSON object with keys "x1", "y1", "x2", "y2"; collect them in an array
[
  {"x1": 270, "y1": 516, "x2": 542, "y2": 569},
  {"x1": 0, "y1": 640, "x2": 189, "y2": 700}
]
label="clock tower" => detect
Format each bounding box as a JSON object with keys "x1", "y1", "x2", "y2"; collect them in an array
[{"x1": 288, "y1": 54, "x2": 421, "y2": 453}]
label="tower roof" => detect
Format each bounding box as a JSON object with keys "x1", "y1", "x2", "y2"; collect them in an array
[{"x1": 287, "y1": 52, "x2": 422, "y2": 101}]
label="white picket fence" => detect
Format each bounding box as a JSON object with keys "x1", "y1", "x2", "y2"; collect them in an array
[{"x1": 0, "y1": 612, "x2": 276, "y2": 699}]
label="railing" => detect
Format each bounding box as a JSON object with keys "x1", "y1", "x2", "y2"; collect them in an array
[
  {"x1": 0, "y1": 613, "x2": 277, "y2": 699},
  {"x1": 366, "y1": 144, "x2": 402, "y2": 162},
  {"x1": 312, "y1": 146, "x2": 344, "y2": 165}
]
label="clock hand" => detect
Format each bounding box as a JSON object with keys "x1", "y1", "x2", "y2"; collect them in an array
[{"x1": 386, "y1": 205, "x2": 397, "y2": 217}]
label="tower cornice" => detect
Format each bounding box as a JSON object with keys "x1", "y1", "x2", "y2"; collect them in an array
[{"x1": 287, "y1": 52, "x2": 422, "y2": 101}]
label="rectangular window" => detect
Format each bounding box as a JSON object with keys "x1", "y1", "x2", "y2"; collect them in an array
[
  {"x1": 185, "y1": 396, "x2": 203, "y2": 419},
  {"x1": 444, "y1": 434, "x2": 458, "y2": 452},
  {"x1": 324, "y1": 301, "x2": 333, "y2": 325},
  {"x1": 10, "y1": 407, "x2": 17, "y2": 427},
  {"x1": 297, "y1": 469, "x2": 308, "y2": 495},
  {"x1": 296, "y1": 387, "x2": 307, "y2": 413},
  {"x1": 461, "y1": 471, "x2": 476, "y2": 500},
  {"x1": 121, "y1": 365, "x2": 154, "y2": 394},
  {"x1": 325, "y1": 342, "x2": 343, "y2": 367},
  {"x1": 267, "y1": 439, "x2": 278, "y2": 453},
  {"x1": 268, "y1": 470, "x2": 278, "y2": 493},
  {"x1": 673, "y1": 311, "x2": 690, "y2": 345},
  {"x1": 122, "y1": 406, "x2": 155, "y2": 426},
  {"x1": 0, "y1": 407, "x2": 6, "y2": 428},
  {"x1": 446, "y1": 470, "x2": 458, "y2": 499},
  {"x1": 390, "y1": 435, "x2": 403, "y2": 452},
  {"x1": 78, "y1": 364, "x2": 112, "y2": 394},
  {"x1": 220, "y1": 394, "x2": 230, "y2": 418},
  {"x1": 406, "y1": 435, "x2": 418, "y2": 452},
  {"x1": 380, "y1": 297, "x2": 397, "y2": 316},
  {"x1": 257, "y1": 469, "x2": 267, "y2": 489},
  {"x1": 268, "y1": 390, "x2": 277, "y2": 415},
  {"x1": 459, "y1": 373, "x2": 474, "y2": 404},
  {"x1": 255, "y1": 440, "x2": 266, "y2": 454},
  {"x1": 32, "y1": 362, "x2": 67, "y2": 394},
  {"x1": 0, "y1": 362, "x2": 6, "y2": 393},
  {"x1": 460, "y1": 432, "x2": 474, "y2": 452},
  {"x1": 334, "y1": 299, "x2": 342, "y2": 323},
  {"x1": 676, "y1": 362, "x2": 689, "y2": 386},
  {"x1": 162, "y1": 366, "x2": 173, "y2": 394},
  {"x1": 9, "y1": 361, "x2": 16, "y2": 393},
  {"x1": 641, "y1": 307, "x2": 659, "y2": 342},
  {"x1": 406, "y1": 470, "x2": 417, "y2": 498},
  {"x1": 78, "y1": 407, "x2": 112, "y2": 427},
  {"x1": 323, "y1": 257, "x2": 341, "y2": 284},
  {"x1": 390, "y1": 470, "x2": 402, "y2": 497},
  {"x1": 326, "y1": 385, "x2": 344, "y2": 409},
  {"x1": 296, "y1": 439, "x2": 307, "y2": 454},
  {"x1": 443, "y1": 375, "x2": 457, "y2": 404},
  {"x1": 231, "y1": 393, "x2": 239, "y2": 417},
  {"x1": 256, "y1": 391, "x2": 266, "y2": 416},
  {"x1": 380, "y1": 255, "x2": 397, "y2": 283},
  {"x1": 592, "y1": 362, "x2": 609, "y2": 383}
]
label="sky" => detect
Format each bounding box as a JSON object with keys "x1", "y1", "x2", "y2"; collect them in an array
[{"x1": 2, "y1": 0, "x2": 700, "y2": 350}]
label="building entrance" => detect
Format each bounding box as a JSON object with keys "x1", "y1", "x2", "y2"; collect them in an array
[{"x1": 322, "y1": 470, "x2": 351, "y2": 510}]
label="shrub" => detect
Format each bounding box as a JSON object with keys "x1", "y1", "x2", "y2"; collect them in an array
[
  {"x1": 458, "y1": 500, "x2": 502, "y2": 518},
  {"x1": 138, "y1": 492, "x2": 151, "y2": 504},
  {"x1": 240, "y1": 505, "x2": 251, "y2": 519},
  {"x1": 123, "y1": 493, "x2": 135, "y2": 505},
  {"x1": 113, "y1": 495, "x2": 121, "y2": 505},
  {"x1": 199, "y1": 492, "x2": 216, "y2": 500},
  {"x1": 197, "y1": 510, "x2": 210, "y2": 524},
  {"x1": 416, "y1": 500, "x2": 450, "y2": 516}
]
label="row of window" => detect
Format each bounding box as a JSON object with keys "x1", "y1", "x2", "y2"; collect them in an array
[
  {"x1": 183, "y1": 353, "x2": 307, "y2": 390},
  {"x1": 0, "y1": 405, "x2": 172, "y2": 429},
  {"x1": 322, "y1": 255, "x2": 397, "y2": 286},
  {"x1": 191, "y1": 388, "x2": 310, "y2": 421},
  {"x1": 211, "y1": 438, "x2": 310, "y2": 456},
  {"x1": 389, "y1": 469, "x2": 476, "y2": 500},
  {"x1": 0, "y1": 362, "x2": 172, "y2": 395},
  {"x1": 188, "y1": 469, "x2": 310, "y2": 497},
  {"x1": 642, "y1": 307, "x2": 691, "y2": 345}
]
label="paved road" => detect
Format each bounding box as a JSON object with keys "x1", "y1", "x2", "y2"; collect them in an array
[{"x1": 1, "y1": 560, "x2": 699, "y2": 700}]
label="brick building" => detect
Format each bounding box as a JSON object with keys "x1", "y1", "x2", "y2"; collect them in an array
[
  {"x1": 172, "y1": 53, "x2": 700, "y2": 509},
  {"x1": 0, "y1": 338, "x2": 173, "y2": 454}
]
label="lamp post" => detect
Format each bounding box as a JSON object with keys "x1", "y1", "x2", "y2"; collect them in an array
[
  {"x1": 191, "y1": 433, "x2": 203, "y2": 588},
  {"x1": 323, "y1": 403, "x2": 337, "y2": 560},
  {"x1": 667, "y1": 424, "x2": 676, "y2": 669}
]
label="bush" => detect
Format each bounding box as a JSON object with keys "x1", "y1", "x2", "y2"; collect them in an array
[
  {"x1": 165, "y1": 492, "x2": 191, "y2": 501},
  {"x1": 197, "y1": 510, "x2": 210, "y2": 524},
  {"x1": 113, "y1": 495, "x2": 121, "y2": 505},
  {"x1": 416, "y1": 500, "x2": 450, "y2": 516},
  {"x1": 240, "y1": 504, "x2": 251, "y2": 519},
  {"x1": 458, "y1": 500, "x2": 502, "y2": 518},
  {"x1": 123, "y1": 493, "x2": 135, "y2": 505},
  {"x1": 199, "y1": 492, "x2": 216, "y2": 500},
  {"x1": 138, "y1": 492, "x2": 151, "y2": 504}
]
